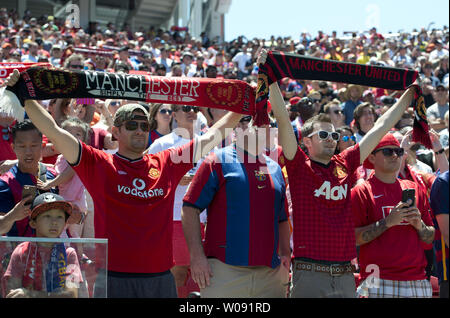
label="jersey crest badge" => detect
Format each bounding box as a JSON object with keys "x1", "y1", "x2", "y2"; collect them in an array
[
  {"x1": 333, "y1": 165, "x2": 347, "y2": 179},
  {"x1": 149, "y1": 168, "x2": 160, "y2": 179},
  {"x1": 254, "y1": 170, "x2": 267, "y2": 181}
]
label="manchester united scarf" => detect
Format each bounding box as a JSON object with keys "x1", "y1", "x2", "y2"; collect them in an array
[
  {"x1": 0, "y1": 67, "x2": 256, "y2": 122},
  {"x1": 255, "y1": 51, "x2": 432, "y2": 148}
]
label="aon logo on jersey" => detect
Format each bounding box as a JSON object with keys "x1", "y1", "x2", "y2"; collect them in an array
[{"x1": 314, "y1": 181, "x2": 348, "y2": 201}]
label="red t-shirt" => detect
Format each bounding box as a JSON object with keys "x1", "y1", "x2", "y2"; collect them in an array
[
  {"x1": 71, "y1": 140, "x2": 194, "y2": 273},
  {"x1": 351, "y1": 176, "x2": 433, "y2": 281},
  {"x1": 89, "y1": 127, "x2": 108, "y2": 150},
  {"x1": 0, "y1": 137, "x2": 16, "y2": 162},
  {"x1": 285, "y1": 144, "x2": 361, "y2": 262}
]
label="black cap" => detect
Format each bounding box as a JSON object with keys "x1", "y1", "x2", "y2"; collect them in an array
[
  {"x1": 298, "y1": 97, "x2": 314, "y2": 108},
  {"x1": 30, "y1": 193, "x2": 72, "y2": 220}
]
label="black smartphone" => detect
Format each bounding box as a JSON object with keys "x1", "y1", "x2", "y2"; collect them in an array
[
  {"x1": 21, "y1": 185, "x2": 37, "y2": 204},
  {"x1": 401, "y1": 188, "x2": 415, "y2": 207}
]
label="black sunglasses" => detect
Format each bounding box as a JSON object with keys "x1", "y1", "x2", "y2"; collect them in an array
[
  {"x1": 181, "y1": 106, "x2": 199, "y2": 113},
  {"x1": 332, "y1": 109, "x2": 343, "y2": 115},
  {"x1": 372, "y1": 148, "x2": 405, "y2": 157},
  {"x1": 70, "y1": 64, "x2": 84, "y2": 69},
  {"x1": 123, "y1": 120, "x2": 150, "y2": 132},
  {"x1": 159, "y1": 109, "x2": 173, "y2": 115}
]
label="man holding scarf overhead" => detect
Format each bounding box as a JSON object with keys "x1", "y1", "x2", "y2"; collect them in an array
[
  {"x1": 258, "y1": 49, "x2": 421, "y2": 298},
  {"x1": 1, "y1": 69, "x2": 243, "y2": 298}
]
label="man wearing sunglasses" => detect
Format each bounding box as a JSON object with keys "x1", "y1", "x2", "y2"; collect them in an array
[
  {"x1": 352, "y1": 133, "x2": 435, "y2": 298},
  {"x1": 324, "y1": 101, "x2": 345, "y2": 129},
  {"x1": 260, "y1": 49, "x2": 420, "y2": 298},
  {"x1": 64, "y1": 54, "x2": 85, "y2": 72},
  {"x1": 3, "y1": 69, "x2": 244, "y2": 298}
]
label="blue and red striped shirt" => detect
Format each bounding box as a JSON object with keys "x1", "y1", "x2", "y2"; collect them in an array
[
  {"x1": 183, "y1": 145, "x2": 287, "y2": 268},
  {"x1": 0, "y1": 164, "x2": 57, "y2": 236},
  {"x1": 147, "y1": 129, "x2": 164, "y2": 148}
]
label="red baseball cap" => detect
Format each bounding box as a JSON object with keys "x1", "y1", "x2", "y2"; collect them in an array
[
  {"x1": 289, "y1": 96, "x2": 301, "y2": 106},
  {"x1": 363, "y1": 133, "x2": 401, "y2": 169}
]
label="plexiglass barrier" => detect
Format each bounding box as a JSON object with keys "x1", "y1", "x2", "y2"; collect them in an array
[{"x1": 0, "y1": 237, "x2": 107, "y2": 298}]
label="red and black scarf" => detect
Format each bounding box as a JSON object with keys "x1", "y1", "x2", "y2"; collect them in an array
[
  {"x1": 2, "y1": 67, "x2": 256, "y2": 119},
  {"x1": 255, "y1": 51, "x2": 431, "y2": 148}
]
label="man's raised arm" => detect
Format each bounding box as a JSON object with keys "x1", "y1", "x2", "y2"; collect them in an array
[
  {"x1": 4, "y1": 70, "x2": 79, "y2": 164},
  {"x1": 254, "y1": 49, "x2": 298, "y2": 160},
  {"x1": 358, "y1": 85, "x2": 416, "y2": 163},
  {"x1": 269, "y1": 81, "x2": 299, "y2": 160}
]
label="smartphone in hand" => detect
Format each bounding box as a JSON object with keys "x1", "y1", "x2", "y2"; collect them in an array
[
  {"x1": 21, "y1": 185, "x2": 37, "y2": 205},
  {"x1": 401, "y1": 188, "x2": 415, "y2": 207}
]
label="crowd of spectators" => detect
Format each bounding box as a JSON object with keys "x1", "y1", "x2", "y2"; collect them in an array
[{"x1": 0, "y1": 6, "x2": 449, "y2": 298}]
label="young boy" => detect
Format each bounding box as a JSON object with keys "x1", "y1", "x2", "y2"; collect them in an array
[
  {"x1": 37, "y1": 117, "x2": 90, "y2": 239},
  {"x1": 2, "y1": 193, "x2": 82, "y2": 298}
]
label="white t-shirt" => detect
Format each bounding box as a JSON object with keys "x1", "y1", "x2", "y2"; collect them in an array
[
  {"x1": 195, "y1": 112, "x2": 208, "y2": 135},
  {"x1": 148, "y1": 132, "x2": 206, "y2": 222},
  {"x1": 232, "y1": 52, "x2": 252, "y2": 73},
  {"x1": 429, "y1": 48, "x2": 449, "y2": 62},
  {"x1": 411, "y1": 159, "x2": 433, "y2": 174},
  {"x1": 180, "y1": 63, "x2": 196, "y2": 77}
]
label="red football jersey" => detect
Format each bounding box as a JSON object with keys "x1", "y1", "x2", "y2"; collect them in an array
[
  {"x1": 285, "y1": 144, "x2": 361, "y2": 262},
  {"x1": 71, "y1": 140, "x2": 194, "y2": 273},
  {"x1": 351, "y1": 176, "x2": 433, "y2": 281}
]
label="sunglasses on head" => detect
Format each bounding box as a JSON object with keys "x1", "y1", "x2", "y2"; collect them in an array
[
  {"x1": 181, "y1": 106, "x2": 199, "y2": 113},
  {"x1": 70, "y1": 64, "x2": 84, "y2": 69},
  {"x1": 123, "y1": 120, "x2": 150, "y2": 132},
  {"x1": 341, "y1": 135, "x2": 356, "y2": 142},
  {"x1": 372, "y1": 147, "x2": 405, "y2": 157},
  {"x1": 159, "y1": 109, "x2": 173, "y2": 115},
  {"x1": 307, "y1": 130, "x2": 340, "y2": 141}
]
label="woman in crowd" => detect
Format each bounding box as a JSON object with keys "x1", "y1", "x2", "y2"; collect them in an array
[{"x1": 147, "y1": 103, "x2": 173, "y2": 148}]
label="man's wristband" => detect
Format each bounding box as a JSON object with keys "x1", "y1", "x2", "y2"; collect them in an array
[{"x1": 435, "y1": 148, "x2": 445, "y2": 155}]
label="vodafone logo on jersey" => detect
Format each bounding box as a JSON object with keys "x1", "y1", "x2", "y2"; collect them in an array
[
  {"x1": 314, "y1": 181, "x2": 348, "y2": 201},
  {"x1": 117, "y1": 178, "x2": 164, "y2": 199}
]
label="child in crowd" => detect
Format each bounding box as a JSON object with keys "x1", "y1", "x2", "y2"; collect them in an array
[
  {"x1": 2, "y1": 193, "x2": 82, "y2": 298},
  {"x1": 37, "y1": 117, "x2": 90, "y2": 238}
]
